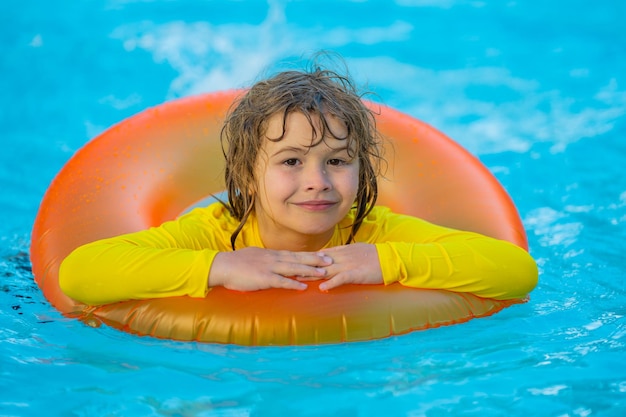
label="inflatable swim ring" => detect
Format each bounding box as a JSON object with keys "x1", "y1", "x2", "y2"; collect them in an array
[{"x1": 30, "y1": 90, "x2": 528, "y2": 345}]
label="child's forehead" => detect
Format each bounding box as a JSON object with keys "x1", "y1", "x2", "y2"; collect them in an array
[{"x1": 265, "y1": 111, "x2": 347, "y2": 137}]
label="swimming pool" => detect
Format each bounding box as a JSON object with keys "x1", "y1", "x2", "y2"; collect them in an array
[{"x1": 2, "y1": 0, "x2": 625, "y2": 415}]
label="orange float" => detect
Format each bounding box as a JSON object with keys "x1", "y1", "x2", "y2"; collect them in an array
[{"x1": 30, "y1": 90, "x2": 528, "y2": 345}]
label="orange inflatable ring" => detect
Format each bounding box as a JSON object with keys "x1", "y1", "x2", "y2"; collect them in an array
[{"x1": 31, "y1": 90, "x2": 528, "y2": 345}]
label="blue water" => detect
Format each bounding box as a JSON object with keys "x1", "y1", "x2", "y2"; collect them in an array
[{"x1": 2, "y1": 1, "x2": 625, "y2": 415}]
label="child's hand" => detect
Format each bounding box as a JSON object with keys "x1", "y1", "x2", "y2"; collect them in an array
[
  {"x1": 209, "y1": 247, "x2": 333, "y2": 291},
  {"x1": 297, "y1": 243, "x2": 383, "y2": 291}
]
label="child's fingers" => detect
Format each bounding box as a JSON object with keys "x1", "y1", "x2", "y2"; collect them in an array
[
  {"x1": 273, "y1": 263, "x2": 327, "y2": 279},
  {"x1": 286, "y1": 251, "x2": 333, "y2": 267},
  {"x1": 269, "y1": 275, "x2": 308, "y2": 290},
  {"x1": 271, "y1": 251, "x2": 332, "y2": 278},
  {"x1": 318, "y1": 275, "x2": 347, "y2": 292},
  {"x1": 294, "y1": 275, "x2": 327, "y2": 282}
]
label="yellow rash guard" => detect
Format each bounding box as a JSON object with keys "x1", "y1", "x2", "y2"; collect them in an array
[{"x1": 59, "y1": 203, "x2": 538, "y2": 305}]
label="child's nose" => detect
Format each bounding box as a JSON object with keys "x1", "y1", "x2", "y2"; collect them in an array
[{"x1": 305, "y1": 164, "x2": 332, "y2": 191}]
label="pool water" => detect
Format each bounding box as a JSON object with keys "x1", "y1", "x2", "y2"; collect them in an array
[{"x1": 2, "y1": 1, "x2": 625, "y2": 416}]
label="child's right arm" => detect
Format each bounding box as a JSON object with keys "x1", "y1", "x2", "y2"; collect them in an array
[
  {"x1": 59, "y1": 234, "x2": 217, "y2": 305},
  {"x1": 60, "y1": 239, "x2": 330, "y2": 305},
  {"x1": 59, "y1": 206, "x2": 330, "y2": 305}
]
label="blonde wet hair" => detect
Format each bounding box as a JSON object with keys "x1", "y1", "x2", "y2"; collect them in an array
[{"x1": 221, "y1": 61, "x2": 382, "y2": 249}]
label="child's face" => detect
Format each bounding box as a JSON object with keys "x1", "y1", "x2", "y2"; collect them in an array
[{"x1": 253, "y1": 111, "x2": 359, "y2": 251}]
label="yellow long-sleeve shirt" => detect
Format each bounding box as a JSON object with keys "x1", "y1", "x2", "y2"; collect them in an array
[{"x1": 59, "y1": 203, "x2": 538, "y2": 305}]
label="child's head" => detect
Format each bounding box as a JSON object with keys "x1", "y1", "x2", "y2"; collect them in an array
[{"x1": 221, "y1": 60, "x2": 382, "y2": 249}]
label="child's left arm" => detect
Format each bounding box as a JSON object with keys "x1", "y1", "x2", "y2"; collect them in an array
[
  {"x1": 303, "y1": 212, "x2": 538, "y2": 300},
  {"x1": 375, "y1": 236, "x2": 537, "y2": 299}
]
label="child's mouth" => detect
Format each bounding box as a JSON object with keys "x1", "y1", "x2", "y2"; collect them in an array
[{"x1": 294, "y1": 200, "x2": 337, "y2": 211}]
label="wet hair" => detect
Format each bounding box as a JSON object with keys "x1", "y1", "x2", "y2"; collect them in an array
[{"x1": 220, "y1": 60, "x2": 383, "y2": 250}]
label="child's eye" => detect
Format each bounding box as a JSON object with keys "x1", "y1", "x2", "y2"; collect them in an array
[
  {"x1": 327, "y1": 158, "x2": 348, "y2": 166},
  {"x1": 283, "y1": 158, "x2": 300, "y2": 166}
]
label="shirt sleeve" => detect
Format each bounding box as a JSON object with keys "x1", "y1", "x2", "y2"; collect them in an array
[
  {"x1": 59, "y1": 204, "x2": 231, "y2": 305},
  {"x1": 372, "y1": 210, "x2": 538, "y2": 300}
]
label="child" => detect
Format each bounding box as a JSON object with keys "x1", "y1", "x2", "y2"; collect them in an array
[{"x1": 59, "y1": 63, "x2": 538, "y2": 306}]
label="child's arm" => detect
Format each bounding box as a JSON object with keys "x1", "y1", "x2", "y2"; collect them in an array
[
  {"x1": 302, "y1": 211, "x2": 538, "y2": 300},
  {"x1": 58, "y1": 207, "x2": 224, "y2": 304},
  {"x1": 59, "y1": 206, "x2": 330, "y2": 305},
  {"x1": 374, "y1": 235, "x2": 538, "y2": 299},
  {"x1": 60, "y1": 238, "x2": 330, "y2": 305},
  {"x1": 59, "y1": 236, "x2": 217, "y2": 305}
]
